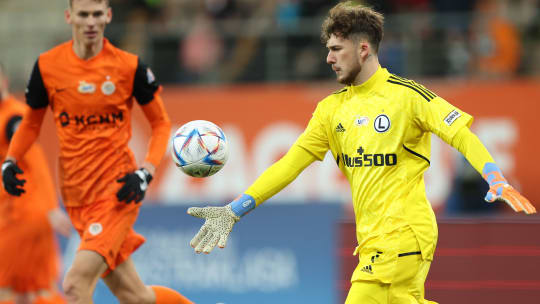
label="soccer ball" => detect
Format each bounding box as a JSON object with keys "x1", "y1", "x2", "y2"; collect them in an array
[{"x1": 171, "y1": 120, "x2": 229, "y2": 178}]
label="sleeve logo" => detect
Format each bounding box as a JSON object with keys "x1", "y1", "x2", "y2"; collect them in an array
[
  {"x1": 444, "y1": 110, "x2": 461, "y2": 126},
  {"x1": 146, "y1": 68, "x2": 156, "y2": 84}
]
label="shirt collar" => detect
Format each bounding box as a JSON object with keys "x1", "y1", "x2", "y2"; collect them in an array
[{"x1": 347, "y1": 66, "x2": 389, "y2": 95}]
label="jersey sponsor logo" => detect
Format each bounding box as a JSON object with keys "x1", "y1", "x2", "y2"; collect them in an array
[
  {"x1": 339, "y1": 152, "x2": 397, "y2": 168},
  {"x1": 374, "y1": 114, "x2": 390, "y2": 133},
  {"x1": 444, "y1": 109, "x2": 461, "y2": 126},
  {"x1": 78, "y1": 81, "x2": 96, "y2": 94},
  {"x1": 89, "y1": 223, "x2": 103, "y2": 236},
  {"x1": 58, "y1": 111, "x2": 124, "y2": 127},
  {"x1": 335, "y1": 123, "x2": 346, "y2": 132},
  {"x1": 354, "y1": 116, "x2": 369, "y2": 127},
  {"x1": 101, "y1": 76, "x2": 116, "y2": 95}
]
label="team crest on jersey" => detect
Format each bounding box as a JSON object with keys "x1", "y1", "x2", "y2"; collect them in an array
[
  {"x1": 374, "y1": 114, "x2": 391, "y2": 133},
  {"x1": 78, "y1": 81, "x2": 96, "y2": 94},
  {"x1": 101, "y1": 76, "x2": 116, "y2": 95},
  {"x1": 354, "y1": 116, "x2": 369, "y2": 127},
  {"x1": 88, "y1": 223, "x2": 103, "y2": 236}
]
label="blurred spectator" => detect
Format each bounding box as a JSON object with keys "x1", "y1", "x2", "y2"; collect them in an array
[
  {"x1": 469, "y1": 0, "x2": 522, "y2": 78},
  {"x1": 446, "y1": 28, "x2": 471, "y2": 76},
  {"x1": 445, "y1": 157, "x2": 501, "y2": 215},
  {"x1": 521, "y1": 0, "x2": 540, "y2": 75},
  {"x1": 179, "y1": 14, "x2": 224, "y2": 82},
  {"x1": 379, "y1": 32, "x2": 406, "y2": 75}
]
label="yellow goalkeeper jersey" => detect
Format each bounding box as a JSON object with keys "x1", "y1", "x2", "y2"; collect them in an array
[{"x1": 295, "y1": 67, "x2": 473, "y2": 260}]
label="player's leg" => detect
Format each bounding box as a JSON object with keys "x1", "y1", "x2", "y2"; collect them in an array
[
  {"x1": 62, "y1": 250, "x2": 108, "y2": 304},
  {"x1": 345, "y1": 280, "x2": 389, "y2": 304},
  {"x1": 102, "y1": 257, "x2": 192, "y2": 304},
  {"x1": 0, "y1": 288, "x2": 14, "y2": 303},
  {"x1": 387, "y1": 228, "x2": 438, "y2": 304},
  {"x1": 13, "y1": 293, "x2": 31, "y2": 304}
]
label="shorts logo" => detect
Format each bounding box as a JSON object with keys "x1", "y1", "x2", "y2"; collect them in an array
[
  {"x1": 374, "y1": 114, "x2": 390, "y2": 133},
  {"x1": 101, "y1": 76, "x2": 116, "y2": 96},
  {"x1": 89, "y1": 223, "x2": 103, "y2": 236},
  {"x1": 354, "y1": 116, "x2": 369, "y2": 127},
  {"x1": 78, "y1": 81, "x2": 96, "y2": 94},
  {"x1": 361, "y1": 251, "x2": 382, "y2": 275},
  {"x1": 444, "y1": 110, "x2": 461, "y2": 126}
]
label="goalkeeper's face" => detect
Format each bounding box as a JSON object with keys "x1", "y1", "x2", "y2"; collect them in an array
[
  {"x1": 326, "y1": 34, "x2": 363, "y2": 85},
  {"x1": 65, "y1": 0, "x2": 112, "y2": 47}
]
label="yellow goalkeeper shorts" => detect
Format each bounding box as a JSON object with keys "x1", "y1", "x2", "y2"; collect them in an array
[{"x1": 345, "y1": 226, "x2": 437, "y2": 304}]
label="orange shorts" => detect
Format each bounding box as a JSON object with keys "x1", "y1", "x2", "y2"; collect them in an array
[
  {"x1": 66, "y1": 196, "x2": 145, "y2": 274},
  {"x1": 0, "y1": 211, "x2": 59, "y2": 293}
]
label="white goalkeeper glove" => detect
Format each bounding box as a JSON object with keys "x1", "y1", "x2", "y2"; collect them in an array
[
  {"x1": 187, "y1": 205, "x2": 239, "y2": 254},
  {"x1": 188, "y1": 194, "x2": 255, "y2": 254}
]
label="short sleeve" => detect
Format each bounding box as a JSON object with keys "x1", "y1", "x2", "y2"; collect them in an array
[
  {"x1": 133, "y1": 58, "x2": 160, "y2": 105},
  {"x1": 5, "y1": 115, "x2": 22, "y2": 141},
  {"x1": 413, "y1": 96, "x2": 473, "y2": 143},
  {"x1": 26, "y1": 60, "x2": 49, "y2": 109},
  {"x1": 294, "y1": 102, "x2": 330, "y2": 161}
]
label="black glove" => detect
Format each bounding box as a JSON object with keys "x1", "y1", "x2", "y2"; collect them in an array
[
  {"x1": 116, "y1": 168, "x2": 153, "y2": 204},
  {"x1": 2, "y1": 160, "x2": 26, "y2": 196}
]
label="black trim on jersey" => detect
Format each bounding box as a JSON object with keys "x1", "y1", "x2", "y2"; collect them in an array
[
  {"x1": 336, "y1": 154, "x2": 340, "y2": 166},
  {"x1": 133, "y1": 58, "x2": 159, "y2": 105},
  {"x1": 389, "y1": 75, "x2": 436, "y2": 99},
  {"x1": 5, "y1": 115, "x2": 22, "y2": 142},
  {"x1": 26, "y1": 60, "x2": 49, "y2": 109},
  {"x1": 403, "y1": 144, "x2": 430, "y2": 165},
  {"x1": 333, "y1": 87, "x2": 348, "y2": 95},
  {"x1": 387, "y1": 80, "x2": 432, "y2": 102},
  {"x1": 398, "y1": 251, "x2": 421, "y2": 257}
]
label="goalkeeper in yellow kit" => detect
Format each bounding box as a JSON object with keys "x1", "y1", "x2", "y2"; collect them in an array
[{"x1": 188, "y1": 2, "x2": 536, "y2": 303}]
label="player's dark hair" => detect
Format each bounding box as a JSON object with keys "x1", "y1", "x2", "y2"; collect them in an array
[
  {"x1": 69, "y1": 0, "x2": 109, "y2": 8},
  {"x1": 321, "y1": 1, "x2": 384, "y2": 53}
]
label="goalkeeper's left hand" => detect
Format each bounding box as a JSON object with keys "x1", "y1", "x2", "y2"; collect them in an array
[
  {"x1": 116, "y1": 168, "x2": 153, "y2": 203},
  {"x1": 483, "y1": 163, "x2": 536, "y2": 214}
]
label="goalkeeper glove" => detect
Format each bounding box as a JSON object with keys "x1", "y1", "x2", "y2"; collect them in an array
[
  {"x1": 188, "y1": 194, "x2": 255, "y2": 254},
  {"x1": 482, "y1": 163, "x2": 536, "y2": 214},
  {"x1": 2, "y1": 160, "x2": 26, "y2": 196},
  {"x1": 116, "y1": 168, "x2": 152, "y2": 204}
]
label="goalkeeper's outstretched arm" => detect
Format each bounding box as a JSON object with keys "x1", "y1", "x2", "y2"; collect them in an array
[
  {"x1": 450, "y1": 127, "x2": 536, "y2": 214},
  {"x1": 187, "y1": 144, "x2": 318, "y2": 253}
]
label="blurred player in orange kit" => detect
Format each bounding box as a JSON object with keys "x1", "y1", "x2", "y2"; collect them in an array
[
  {"x1": 0, "y1": 63, "x2": 71, "y2": 304},
  {"x1": 1, "y1": 0, "x2": 192, "y2": 303}
]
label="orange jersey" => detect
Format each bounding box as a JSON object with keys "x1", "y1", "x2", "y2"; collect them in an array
[
  {"x1": 22, "y1": 39, "x2": 170, "y2": 207},
  {"x1": 0, "y1": 96, "x2": 57, "y2": 219},
  {"x1": 0, "y1": 96, "x2": 60, "y2": 293}
]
